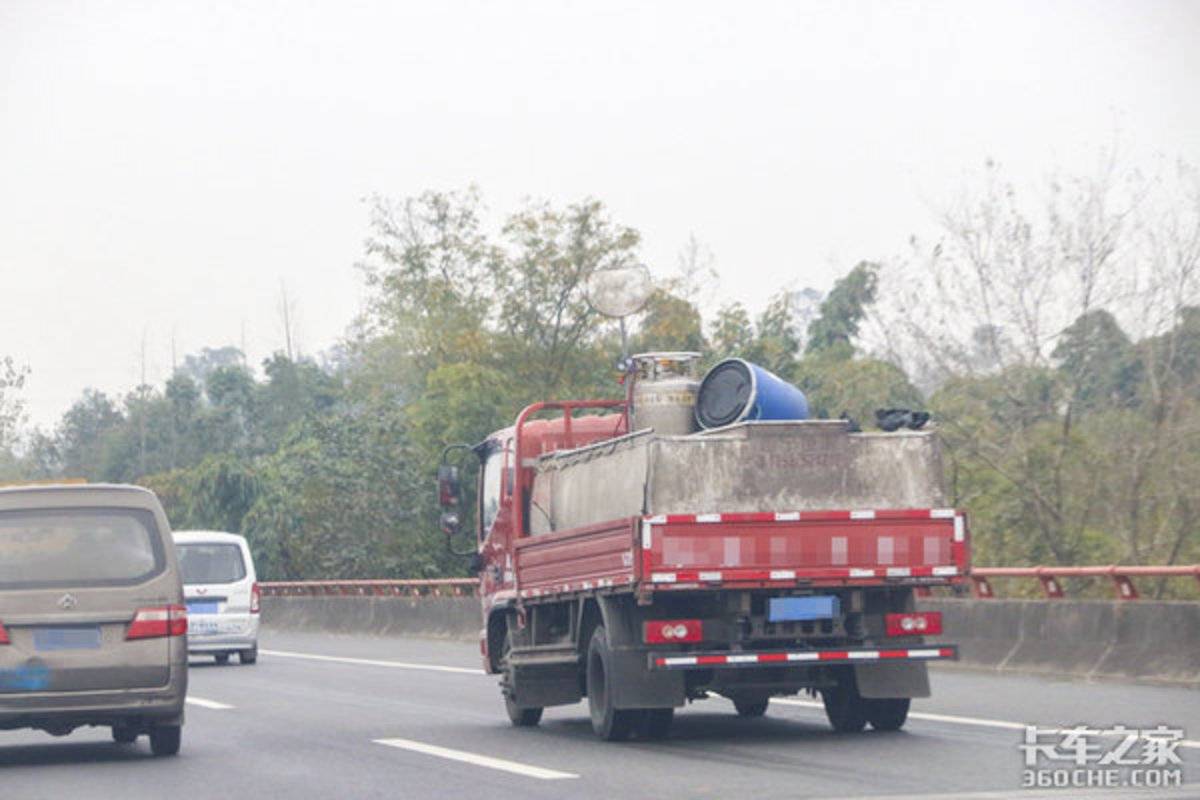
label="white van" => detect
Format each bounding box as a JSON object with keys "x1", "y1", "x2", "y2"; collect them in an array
[{"x1": 172, "y1": 531, "x2": 259, "y2": 665}]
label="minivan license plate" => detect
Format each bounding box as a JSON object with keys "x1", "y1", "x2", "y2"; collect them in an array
[
  {"x1": 34, "y1": 626, "x2": 101, "y2": 651},
  {"x1": 187, "y1": 601, "x2": 218, "y2": 614}
]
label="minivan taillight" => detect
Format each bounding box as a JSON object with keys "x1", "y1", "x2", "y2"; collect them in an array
[
  {"x1": 0, "y1": 620, "x2": 9, "y2": 644},
  {"x1": 250, "y1": 582, "x2": 261, "y2": 614},
  {"x1": 126, "y1": 605, "x2": 188, "y2": 640}
]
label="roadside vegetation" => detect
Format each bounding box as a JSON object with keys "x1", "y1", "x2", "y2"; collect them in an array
[{"x1": 3, "y1": 158, "x2": 1197, "y2": 596}]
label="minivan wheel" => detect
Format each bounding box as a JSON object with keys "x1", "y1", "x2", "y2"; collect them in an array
[
  {"x1": 214, "y1": 653, "x2": 230, "y2": 665},
  {"x1": 149, "y1": 724, "x2": 182, "y2": 757},
  {"x1": 239, "y1": 645, "x2": 258, "y2": 665},
  {"x1": 111, "y1": 725, "x2": 139, "y2": 744},
  {"x1": 586, "y1": 626, "x2": 638, "y2": 741}
]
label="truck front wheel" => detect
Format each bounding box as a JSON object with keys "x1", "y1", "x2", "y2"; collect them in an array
[
  {"x1": 586, "y1": 626, "x2": 639, "y2": 741},
  {"x1": 505, "y1": 694, "x2": 544, "y2": 727},
  {"x1": 501, "y1": 630, "x2": 543, "y2": 727}
]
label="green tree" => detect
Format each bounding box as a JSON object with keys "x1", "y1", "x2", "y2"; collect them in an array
[
  {"x1": 0, "y1": 357, "x2": 29, "y2": 478},
  {"x1": 747, "y1": 292, "x2": 802, "y2": 374},
  {"x1": 805, "y1": 261, "x2": 879, "y2": 357},
  {"x1": 1052, "y1": 309, "x2": 1140, "y2": 410},
  {"x1": 53, "y1": 390, "x2": 125, "y2": 479},
  {"x1": 708, "y1": 303, "x2": 755, "y2": 359},
  {"x1": 634, "y1": 290, "x2": 705, "y2": 354}
]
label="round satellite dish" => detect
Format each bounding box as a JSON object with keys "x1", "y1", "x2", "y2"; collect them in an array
[{"x1": 585, "y1": 264, "x2": 654, "y2": 319}]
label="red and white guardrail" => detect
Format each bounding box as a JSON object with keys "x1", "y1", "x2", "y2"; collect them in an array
[
  {"x1": 260, "y1": 566, "x2": 1200, "y2": 601},
  {"x1": 968, "y1": 565, "x2": 1200, "y2": 601}
]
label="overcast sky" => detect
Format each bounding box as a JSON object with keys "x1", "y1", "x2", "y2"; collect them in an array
[{"x1": 2, "y1": 0, "x2": 1198, "y2": 429}]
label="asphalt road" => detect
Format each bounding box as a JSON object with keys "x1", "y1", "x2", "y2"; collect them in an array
[{"x1": 2, "y1": 630, "x2": 1198, "y2": 799}]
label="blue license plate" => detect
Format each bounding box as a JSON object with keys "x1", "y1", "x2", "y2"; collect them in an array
[
  {"x1": 187, "y1": 601, "x2": 218, "y2": 614},
  {"x1": 33, "y1": 626, "x2": 101, "y2": 651},
  {"x1": 768, "y1": 596, "x2": 840, "y2": 622}
]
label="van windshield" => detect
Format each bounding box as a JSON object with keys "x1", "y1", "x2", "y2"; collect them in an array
[
  {"x1": 177, "y1": 543, "x2": 246, "y2": 585},
  {"x1": 0, "y1": 507, "x2": 164, "y2": 589}
]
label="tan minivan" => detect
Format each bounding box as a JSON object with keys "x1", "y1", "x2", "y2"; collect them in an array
[{"x1": 0, "y1": 483, "x2": 187, "y2": 755}]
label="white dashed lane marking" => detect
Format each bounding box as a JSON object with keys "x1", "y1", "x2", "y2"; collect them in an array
[
  {"x1": 374, "y1": 738, "x2": 578, "y2": 780},
  {"x1": 186, "y1": 695, "x2": 234, "y2": 710},
  {"x1": 260, "y1": 648, "x2": 481, "y2": 675},
  {"x1": 772, "y1": 698, "x2": 1200, "y2": 749}
]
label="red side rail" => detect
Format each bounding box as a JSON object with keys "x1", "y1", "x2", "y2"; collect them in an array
[
  {"x1": 639, "y1": 508, "x2": 969, "y2": 590},
  {"x1": 512, "y1": 399, "x2": 626, "y2": 539},
  {"x1": 515, "y1": 517, "x2": 640, "y2": 599}
]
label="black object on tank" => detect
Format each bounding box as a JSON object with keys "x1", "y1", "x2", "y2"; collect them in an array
[{"x1": 696, "y1": 359, "x2": 754, "y2": 428}]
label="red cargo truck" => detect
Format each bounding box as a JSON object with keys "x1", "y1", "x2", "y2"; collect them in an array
[{"x1": 439, "y1": 396, "x2": 967, "y2": 741}]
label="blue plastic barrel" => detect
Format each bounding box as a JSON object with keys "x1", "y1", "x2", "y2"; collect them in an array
[{"x1": 694, "y1": 358, "x2": 810, "y2": 429}]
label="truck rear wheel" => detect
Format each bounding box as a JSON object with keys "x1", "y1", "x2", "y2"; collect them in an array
[
  {"x1": 586, "y1": 626, "x2": 638, "y2": 741},
  {"x1": 866, "y1": 698, "x2": 910, "y2": 731},
  {"x1": 730, "y1": 693, "x2": 770, "y2": 718},
  {"x1": 821, "y1": 669, "x2": 868, "y2": 733},
  {"x1": 638, "y1": 708, "x2": 674, "y2": 739}
]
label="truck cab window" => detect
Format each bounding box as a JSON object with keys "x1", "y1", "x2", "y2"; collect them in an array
[{"x1": 480, "y1": 450, "x2": 504, "y2": 536}]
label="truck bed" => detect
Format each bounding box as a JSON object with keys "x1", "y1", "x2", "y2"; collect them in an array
[{"x1": 513, "y1": 507, "x2": 968, "y2": 600}]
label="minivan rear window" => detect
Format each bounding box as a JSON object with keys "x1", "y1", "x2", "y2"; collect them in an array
[
  {"x1": 0, "y1": 508, "x2": 165, "y2": 589},
  {"x1": 177, "y1": 543, "x2": 246, "y2": 585}
]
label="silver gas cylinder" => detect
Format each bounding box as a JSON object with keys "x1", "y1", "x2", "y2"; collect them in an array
[{"x1": 630, "y1": 352, "x2": 702, "y2": 436}]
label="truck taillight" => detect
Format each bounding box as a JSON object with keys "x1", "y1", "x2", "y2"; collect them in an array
[
  {"x1": 126, "y1": 605, "x2": 188, "y2": 640},
  {"x1": 250, "y1": 582, "x2": 261, "y2": 614},
  {"x1": 885, "y1": 611, "x2": 941, "y2": 637},
  {"x1": 0, "y1": 620, "x2": 9, "y2": 644},
  {"x1": 644, "y1": 619, "x2": 702, "y2": 644}
]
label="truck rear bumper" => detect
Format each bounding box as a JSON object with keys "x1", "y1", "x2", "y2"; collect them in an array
[{"x1": 650, "y1": 644, "x2": 957, "y2": 670}]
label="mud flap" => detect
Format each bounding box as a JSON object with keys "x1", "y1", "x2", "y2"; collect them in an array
[
  {"x1": 510, "y1": 663, "x2": 583, "y2": 708},
  {"x1": 854, "y1": 660, "x2": 930, "y2": 699},
  {"x1": 608, "y1": 647, "x2": 685, "y2": 709},
  {"x1": 595, "y1": 595, "x2": 686, "y2": 709}
]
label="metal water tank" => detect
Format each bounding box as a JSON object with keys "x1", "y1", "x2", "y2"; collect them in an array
[{"x1": 631, "y1": 352, "x2": 701, "y2": 436}]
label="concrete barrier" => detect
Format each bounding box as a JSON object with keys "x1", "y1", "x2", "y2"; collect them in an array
[
  {"x1": 260, "y1": 595, "x2": 1200, "y2": 685},
  {"x1": 920, "y1": 598, "x2": 1200, "y2": 686},
  {"x1": 261, "y1": 595, "x2": 479, "y2": 640}
]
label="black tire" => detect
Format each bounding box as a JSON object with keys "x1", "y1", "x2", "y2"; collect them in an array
[
  {"x1": 239, "y1": 646, "x2": 258, "y2": 665},
  {"x1": 149, "y1": 725, "x2": 182, "y2": 757},
  {"x1": 500, "y1": 630, "x2": 542, "y2": 727},
  {"x1": 732, "y1": 694, "x2": 770, "y2": 718},
  {"x1": 111, "y1": 725, "x2": 139, "y2": 744},
  {"x1": 638, "y1": 708, "x2": 674, "y2": 740},
  {"x1": 866, "y1": 698, "x2": 910, "y2": 731},
  {"x1": 214, "y1": 653, "x2": 230, "y2": 665},
  {"x1": 821, "y1": 670, "x2": 868, "y2": 733},
  {"x1": 505, "y1": 694, "x2": 544, "y2": 727},
  {"x1": 586, "y1": 626, "x2": 638, "y2": 741}
]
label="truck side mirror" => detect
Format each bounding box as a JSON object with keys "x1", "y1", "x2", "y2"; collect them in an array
[
  {"x1": 440, "y1": 510, "x2": 462, "y2": 538},
  {"x1": 437, "y1": 464, "x2": 461, "y2": 509}
]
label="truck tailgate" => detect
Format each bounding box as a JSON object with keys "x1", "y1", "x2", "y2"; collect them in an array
[
  {"x1": 640, "y1": 508, "x2": 967, "y2": 588},
  {"x1": 512, "y1": 509, "x2": 967, "y2": 599}
]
